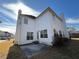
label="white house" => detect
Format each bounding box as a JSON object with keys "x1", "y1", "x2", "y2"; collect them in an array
[{"x1": 15, "y1": 7, "x2": 69, "y2": 46}]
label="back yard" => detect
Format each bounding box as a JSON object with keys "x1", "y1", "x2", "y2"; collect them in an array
[{"x1": 0, "y1": 38, "x2": 79, "y2": 59}]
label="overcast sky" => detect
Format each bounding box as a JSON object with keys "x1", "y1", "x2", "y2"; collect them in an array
[{"x1": 0, "y1": 0, "x2": 79, "y2": 34}]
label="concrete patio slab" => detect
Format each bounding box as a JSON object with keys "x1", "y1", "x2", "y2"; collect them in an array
[{"x1": 20, "y1": 43, "x2": 49, "y2": 58}]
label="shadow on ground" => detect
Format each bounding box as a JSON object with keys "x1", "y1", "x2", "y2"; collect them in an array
[
  {"x1": 6, "y1": 45, "x2": 27, "y2": 59},
  {"x1": 6, "y1": 39, "x2": 79, "y2": 59}
]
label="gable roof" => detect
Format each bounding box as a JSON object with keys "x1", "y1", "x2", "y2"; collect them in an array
[
  {"x1": 21, "y1": 7, "x2": 62, "y2": 21},
  {"x1": 37, "y1": 7, "x2": 55, "y2": 18},
  {"x1": 36, "y1": 7, "x2": 62, "y2": 21}
]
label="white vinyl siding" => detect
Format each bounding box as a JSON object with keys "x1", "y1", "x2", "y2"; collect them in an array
[{"x1": 24, "y1": 17, "x2": 28, "y2": 24}]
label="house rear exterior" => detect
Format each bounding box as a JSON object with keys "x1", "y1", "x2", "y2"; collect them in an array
[{"x1": 15, "y1": 7, "x2": 69, "y2": 46}]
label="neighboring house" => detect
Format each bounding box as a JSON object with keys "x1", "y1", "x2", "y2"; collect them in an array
[
  {"x1": 67, "y1": 28, "x2": 79, "y2": 38},
  {"x1": 15, "y1": 7, "x2": 69, "y2": 46},
  {"x1": 70, "y1": 32, "x2": 79, "y2": 38},
  {"x1": 0, "y1": 31, "x2": 14, "y2": 40}
]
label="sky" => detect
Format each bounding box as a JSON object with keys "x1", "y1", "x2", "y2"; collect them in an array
[{"x1": 0, "y1": 0, "x2": 79, "y2": 34}]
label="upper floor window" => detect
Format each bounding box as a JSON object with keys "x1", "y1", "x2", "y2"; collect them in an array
[
  {"x1": 24, "y1": 17, "x2": 28, "y2": 24},
  {"x1": 40, "y1": 30, "x2": 48, "y2": 38}
]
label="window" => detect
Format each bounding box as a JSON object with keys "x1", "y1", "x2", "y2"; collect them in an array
[
  {"x1": 37, "y1": 32, "x2": 39, "y2": 39},
  {"x1": 24, "y1": 17, "x2": 28, "y2": 24},
  {"x1": 27, "y1": 32, "x2": 33, "y2": 40},
  {"x1": 40, "y1": 30, "x2": 48, "y2": 38}
]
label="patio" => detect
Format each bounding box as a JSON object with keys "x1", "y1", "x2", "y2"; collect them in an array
[{"x1": 20, "y1": 43, "x2": 49, "y2": 58}]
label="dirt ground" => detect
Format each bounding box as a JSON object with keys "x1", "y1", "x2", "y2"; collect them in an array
[{"x1": 1, "y1": 38, "x2": 79, "y2": 59}]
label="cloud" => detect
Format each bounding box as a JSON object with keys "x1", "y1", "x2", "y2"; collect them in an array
[
  {"x1": 66, "y1": 18, "x2": 79, "y2": 31},
  {"x1": 0, "y1": 12, "x2": 16, "y2": 24},
  {"x1": 2, "y1": 1, "x2": 40, "y2": 17},
  {"x1": 0, "y1": 22, "x2": 16, "y2": 34},
  {"x1": 0, "y1": 26, "x2": 16, "y2": 34},
  {"x1": 66, "y1": 18, "x2": 79, "y2": 24},
  {"x1": 0, "y1": 1, "x2": 40, "y2": 34},
  {"x1": 0, "y1": 8, "x2": 16, "y2": 20}
]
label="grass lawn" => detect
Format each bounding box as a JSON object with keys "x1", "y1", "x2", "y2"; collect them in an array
[{"x1": 1, "y1": 38, "x2": 79, "y2": 59}]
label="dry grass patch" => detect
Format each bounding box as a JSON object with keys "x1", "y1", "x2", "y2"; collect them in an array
[{"x1": 0, "y1": 39, "x2": 14, "y2": 59}]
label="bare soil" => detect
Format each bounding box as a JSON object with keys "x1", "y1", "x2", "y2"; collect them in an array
[{"x1": 1, "y1": 38, "x2": 79, "y2": 59}]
